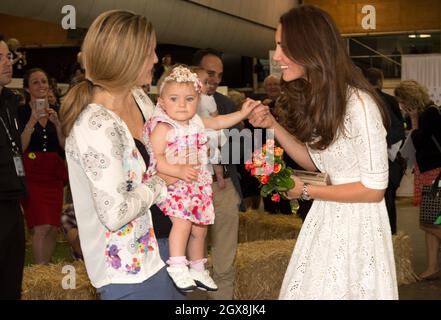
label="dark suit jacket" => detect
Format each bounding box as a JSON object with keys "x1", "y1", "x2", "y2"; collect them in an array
[
  {"x1": 376, "y1": 89, "x2": 406, "y2": 188},
  {"x1": 0, "y1": 88, "x2": 27, "y2": 200},
  {"x1": 376, "y1": 89, "x2": 405, "y2": 147},
  {"x1": 213, "y1": 92, "x2": 244, "y2": 208}
]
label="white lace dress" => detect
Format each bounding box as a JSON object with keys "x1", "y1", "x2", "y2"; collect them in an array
[{"x1": 279, "y1": 89, "x2": 398, "y2": 300}]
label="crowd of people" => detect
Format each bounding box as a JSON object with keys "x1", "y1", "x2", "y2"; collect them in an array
[{"x1": 0, "y1": 4, "x2": 440, "y2": 300}]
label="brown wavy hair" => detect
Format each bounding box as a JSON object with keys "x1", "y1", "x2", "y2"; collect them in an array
[
  {"x1": 274, "y1": 5, "x2": 389, "y2": 150},
  {"x1": 23, "y1": 68, "x2": 50, "y2": 103}
]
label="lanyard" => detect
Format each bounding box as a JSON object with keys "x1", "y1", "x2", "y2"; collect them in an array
[{"x1": 0, "y1": 113, "x2": 20, "y2": 154}]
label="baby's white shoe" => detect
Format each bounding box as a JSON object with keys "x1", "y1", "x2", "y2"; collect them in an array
[
  {"x1": 189, "y1": 268, "x2": 218, "y2": 291},
  {"x1": 167, "y1": 266, "x2": 197, "y2": 292}
]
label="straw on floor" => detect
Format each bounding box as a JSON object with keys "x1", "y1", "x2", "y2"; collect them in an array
[
  {"x1": 233, "y1": 232, "x2": 418, "y2": 300},
  {"x1": 238, "y1": 211, "x2": 302, "y2": 243},
  {"x1": 22, "y1": 261, "x2": 97, "y2": 300}
]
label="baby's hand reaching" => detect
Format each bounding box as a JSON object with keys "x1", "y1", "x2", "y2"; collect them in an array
[
  {"x1": 240, "y1": 98, "x2": 262, "y2": 118},
  {"x1": 178, "y1": 164, "x2": 199, "y2": 183}
]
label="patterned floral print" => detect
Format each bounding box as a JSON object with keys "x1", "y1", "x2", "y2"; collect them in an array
[
  {"x1": 65, "y1": 97, "x2": 167, "y2": 287},
  {"x1": 134, "y1": 217, "x2": 148, "y2": 239},
  {"x1": 137, "y1": 228, "x2": 156, "y2": 254},
  {"x1": 126, "y1": 258, "x2": 141, "y2": 274},
  {"x1": 105, "y1": 126, "x2": 125, "y2": 160},
  {"x1": 88, "y1": 109, "x2": 112, "y2": 130},
  {"x1": 106, "y1": 244, "x2": 122, "y2": 270},
  {"x1": 65, "y1": 134, "x2": 81, "y2": 164},
  {"x1": 82, "y1": 146, "x2": 110, "y2": 181},
  {"x1": 117, "y1": 222, "x2": 133, "y2": 236},
  {"x1": 91, "y1": 186, "x2": 114, "y2": 225},
  {"x1": 144, "y1": 106, "x2": 215, "y2": 225}
]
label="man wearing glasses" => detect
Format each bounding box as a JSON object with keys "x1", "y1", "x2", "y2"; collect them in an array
[{"x1": 0, "y1": 34, "x2": 27, "y2": 300}]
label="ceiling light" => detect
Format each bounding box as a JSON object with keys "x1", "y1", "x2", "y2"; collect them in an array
[{"x1": 408, "y1": 34, "x2": 432, "y2": 38}]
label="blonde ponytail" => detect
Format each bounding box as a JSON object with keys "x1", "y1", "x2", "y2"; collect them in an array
[{"x1": 60, "y1": 80, "x2": 94, "y2": 137}]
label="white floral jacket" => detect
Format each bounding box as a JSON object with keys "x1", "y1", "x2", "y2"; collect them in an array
[{"x1": 65, "y1": 88, "x2": 167, "y2": 288}]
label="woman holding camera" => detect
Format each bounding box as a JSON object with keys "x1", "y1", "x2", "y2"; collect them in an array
[{"x1": 19, "y1": 68, "x2": 66, "y2": 264}]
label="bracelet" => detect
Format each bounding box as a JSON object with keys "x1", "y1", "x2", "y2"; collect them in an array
[
  {"x1": 25, "y1": 125, "x2": 34, "y2": 133},
  {"x1": 300, "y1": 183, "x2": 312, "y2": 201}
]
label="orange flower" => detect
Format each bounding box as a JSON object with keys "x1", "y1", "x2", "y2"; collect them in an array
[
  {"x1": 253, "y1": 159, "x2": 264, "y2": 167},
  {"x1": 274, "y1": 147, "x2": 284, "y2": 157},
  {"x1": 260, "y1": 175, "x2": 270, "y2": 185},
  {"x1": 274, "y1": 163, "x2": 281, "y2": 174}
]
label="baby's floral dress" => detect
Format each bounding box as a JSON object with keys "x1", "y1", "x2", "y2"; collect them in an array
[{"x1": 144, "y1": 106, "x2": 215, "y2": 225}]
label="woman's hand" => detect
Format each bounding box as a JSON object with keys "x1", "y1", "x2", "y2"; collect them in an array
[
  {"x1": 399, "y1": 103, "x2": 412, "y2": 115},
  {"x1": 403, "y1": 107, "x2": 419, "y2": 129},
  {"x1": 47, "y1": 108, "x2": 61, "y2": 127},
  {"x1": 156, "y1": 173, "x2": 179, "y2": 186},
  {"x1": 26, "y1": 101, "x2": 46, "y2": 132},
  {"x1": 29, "y1": 100, "x2": 47, "y2": 123},
  {"x1": 285, "y1": 175, "x2": 305, "y2": 200},
  {"x1": 249, "y1": 104, "x2": 275, "y2": 129},
  {"x1": 240, "y1": 98, "x2": 262, "y2": 118},
  {"x1": 178, "y1": 164, "x2": 199, "y2": 183},
  {"x1": 399, "y1": 103, "x2": 419, "y2": 120}
]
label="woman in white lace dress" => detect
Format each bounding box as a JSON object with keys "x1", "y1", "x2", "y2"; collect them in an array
[{"x1": 250, "y1": 5, "x2": 398, "y2": 299}]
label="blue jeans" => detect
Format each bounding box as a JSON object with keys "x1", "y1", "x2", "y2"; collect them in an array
[{"x1": 97, "y1": 238, "x2": 185, "y2": 300}]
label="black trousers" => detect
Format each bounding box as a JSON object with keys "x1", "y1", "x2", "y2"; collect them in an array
[
  {"x1": 0, "y1": 200, "x2": 25, "y2": 300},
  {"x1": 385, "y1": 158, "x2": 405, "y2": 235},
  {"x1": 384, "y1": 186, "x2": 397, "y2": 235}
]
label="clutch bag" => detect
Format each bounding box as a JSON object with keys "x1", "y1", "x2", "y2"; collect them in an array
[{"x1": 292, "y1": 169, "x2": 330, "y2": 186}]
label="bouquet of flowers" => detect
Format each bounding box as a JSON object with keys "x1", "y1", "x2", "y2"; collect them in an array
[{"x1": 245, "y1": 139, "x2": 299, "y2": 213}]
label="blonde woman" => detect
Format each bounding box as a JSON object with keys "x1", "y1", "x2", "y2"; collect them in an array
[
  {"x1": 60, "y1": 10, "x2": 184, "y2": 300},
  {"x1": 6, "y1": 38, "x2": 26, "y2": 77},
  {"x1": 394, "y1": 80, "x2": 441, "y2": 280}
]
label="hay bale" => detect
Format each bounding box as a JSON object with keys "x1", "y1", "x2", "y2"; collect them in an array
[
  {"x1": 22, "y1": 261, "x2": 97, "y2": 300},
  {"x1": 233, "y1": 232, "x2": 417, "y2": 299},
  {"x1": 234, "y1": 239, "x2": 296, "y2": 300},
  {"x1": 239, "y1": 211, "x2": 302, "y2": 243},
  {"x1": 393, "y1": 231, "x2": 419, "y2": 284}
]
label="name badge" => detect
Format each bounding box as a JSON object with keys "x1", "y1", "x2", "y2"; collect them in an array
[{"x1": 13, "y1": 156, "x2": 25, "y2": 177}]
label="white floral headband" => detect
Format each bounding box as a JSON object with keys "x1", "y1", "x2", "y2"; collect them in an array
[{"x1": 159, "y1": 65, "x2": 202, "y2": 94}]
